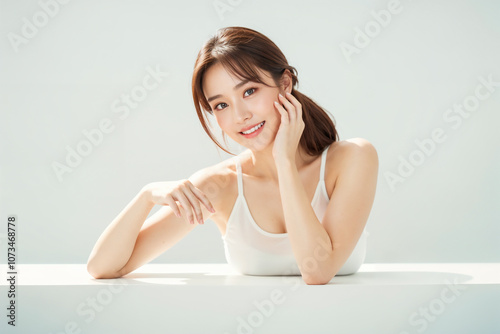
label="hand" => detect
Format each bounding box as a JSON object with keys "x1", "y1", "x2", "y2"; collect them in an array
[
  {"x1": 272, "y1": 92, "x2": 305, "y2": 164},
  {"x1": 142, "y1": 180, "x2": 216, "y2": 225}
]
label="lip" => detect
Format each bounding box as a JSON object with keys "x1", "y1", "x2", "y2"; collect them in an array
[
  {"x1": 240, "y1": 121, "x2": 265, "y2": 138},
  {"x1": 240, "y1": 121, "x2": 265, "y2": 133}
]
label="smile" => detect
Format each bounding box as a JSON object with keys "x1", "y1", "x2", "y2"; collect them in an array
[{"x1": 240, "y1": 121, "x2": 265, "y2": 137}]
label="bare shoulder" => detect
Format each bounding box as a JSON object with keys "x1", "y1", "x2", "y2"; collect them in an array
[
  {"x1": 326, "y1": 138, "x2": 379, "y2": 193},
  {"x1": 328, "y1": 138, "x2": 378, "y2": 163},
  {"x1": 187, "y1": 155, "x2": 239, "y2": 220}
]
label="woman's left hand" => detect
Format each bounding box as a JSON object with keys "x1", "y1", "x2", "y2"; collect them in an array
[{"x1": 272, "y1": 92, "x2": 305, "y2": 164}]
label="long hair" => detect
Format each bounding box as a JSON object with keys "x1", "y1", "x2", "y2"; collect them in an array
[{"x1": 192, "y1": 26, "x2": 339, "y2": 156}]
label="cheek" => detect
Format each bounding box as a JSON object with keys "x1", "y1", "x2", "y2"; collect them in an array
[
  {"x1": 213, "y1": 115, "x2": 223, "y2": 128},
  {"x1": 217, "y1": 116, "x2": 234, "y2": 133},
  {"x1": 252, "y1": 94, "x2": 279, "y2": 115},
  {"x1": 217, "y1": 117, "x2": 228, "y2": 129}
]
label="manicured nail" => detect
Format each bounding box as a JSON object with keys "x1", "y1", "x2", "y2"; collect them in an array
[
  {"x1": 199, "y1": 219, "x2": 204, "y2": 225},
  {"x1": 279, "y1": 93, "x2": 283, "y2": 98}
]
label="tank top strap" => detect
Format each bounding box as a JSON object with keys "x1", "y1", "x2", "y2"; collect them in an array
[
  {"x1": 319, "y1": 145, "x2": 330, "y2": 182},
  {"x1": 235, "y1": 155, "x2": 244, "y2": 197}
]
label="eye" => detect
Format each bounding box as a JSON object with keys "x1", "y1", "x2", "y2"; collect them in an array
[
  {"x1": 244, "y1": 88, "x2": 256, "y2": 97},
  {"x1": 214, "y1": 102, "x2": 228, "y2": 111},
  {"x1": 213, "y1": 88, "x2": 256, "y2": 111}
]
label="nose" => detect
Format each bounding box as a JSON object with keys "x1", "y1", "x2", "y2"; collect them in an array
[{"x1": 233, "y1": 99, "x2": 252, "y2": 123}]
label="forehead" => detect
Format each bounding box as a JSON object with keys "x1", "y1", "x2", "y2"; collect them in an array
[{"x1": 202, "y1": 62, "x2": 274, "y2": 95}]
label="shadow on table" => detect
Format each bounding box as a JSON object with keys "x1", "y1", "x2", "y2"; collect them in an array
[{"x1": 88, "y1": 269, "x2": 473, "y2": 286}]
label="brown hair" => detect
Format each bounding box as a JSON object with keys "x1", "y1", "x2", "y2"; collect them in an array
[{"x1": 192, "y1": 26, "x2": 339, "y2": 156}]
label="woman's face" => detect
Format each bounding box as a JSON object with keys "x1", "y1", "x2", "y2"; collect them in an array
[{"x1": 202, "y1": 62, "x2": 285, "y2": 150}]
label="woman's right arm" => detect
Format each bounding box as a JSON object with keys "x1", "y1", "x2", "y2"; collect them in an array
[
  {"x1": 86, "y1": 177, "x2": 216, "y2": 279},
  {"x1": 86, "y1": 187, "x2": 155, "y2": 279}
]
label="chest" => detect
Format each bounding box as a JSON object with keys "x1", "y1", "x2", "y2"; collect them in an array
[
  {"x1": 242, "y1": 174, "x2": 321, "y2": 234},
  {"x1": 214, "y1": 156, "x2": 335, "y2": 237}
]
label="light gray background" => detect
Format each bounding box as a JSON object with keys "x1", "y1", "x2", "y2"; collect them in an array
[{"x1": 1, "y1": 0, "x2": 498, "y2": 265}]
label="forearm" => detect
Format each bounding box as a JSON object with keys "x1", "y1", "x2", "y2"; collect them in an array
[
  {"x1": 87, "y1": 187, "x2": 155, "y2": 277},
  {"x1": 277, "y1": 161, "x2": 334, "y2": 284}
]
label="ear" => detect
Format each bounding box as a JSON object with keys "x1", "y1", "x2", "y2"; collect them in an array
[{"x1": 280, "y1": 69, "x2": 293, "y2": 94}]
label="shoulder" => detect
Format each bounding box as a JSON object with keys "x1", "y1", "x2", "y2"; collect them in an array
[
  {"x1": 187, "y1": 155, "x2": 240, "y2": 209},
  {"x1": 326, "y1": 138, "x2": 378, "y2": 190},
  {"x1": 328, "y1": 138, "x2": 378, "y2": 164}
]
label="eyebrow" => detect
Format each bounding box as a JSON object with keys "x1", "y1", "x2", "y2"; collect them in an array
[{"x1": 207, "y1": 79, "x2": 250, "y2": 103}]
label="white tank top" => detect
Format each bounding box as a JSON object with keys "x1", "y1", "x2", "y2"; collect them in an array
[{"x1": 221, "y1": 145, "x2": 370, "y2": 276}]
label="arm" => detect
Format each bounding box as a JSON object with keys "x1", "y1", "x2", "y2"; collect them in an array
[
  {"x1": 86, "y1": 187, "x2": 156, "y2": 278},
  {"x1": 87, "y1": 168, "x2": 219, "y2": 279},
  {"x1": 278, "y1": 139, "x2": 378, "y2": 285}
]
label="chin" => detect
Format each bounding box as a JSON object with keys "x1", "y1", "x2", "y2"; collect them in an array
[{"x1": 250, "y1": 135, "x2": 277, "y2": 152}]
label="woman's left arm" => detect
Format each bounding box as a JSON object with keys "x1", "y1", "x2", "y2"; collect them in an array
[
  {"x1": 273, "y1": 93, "x2": 378, "y2": 285},
  {"x1": 277, "y1": 140, "x2": 378, "y2": 285}
]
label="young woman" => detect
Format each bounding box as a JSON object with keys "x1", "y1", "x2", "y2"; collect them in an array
[{"x1": 87, "y1": 26, "x2": 378, "y2": 285}]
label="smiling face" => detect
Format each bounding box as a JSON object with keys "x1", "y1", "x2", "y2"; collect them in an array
[{"x1": 202, "y1": 62, "x2": 289, "y2": 151}]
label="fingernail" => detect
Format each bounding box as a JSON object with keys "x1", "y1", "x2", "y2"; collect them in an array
[
  {"x1": 279, "y1": 93, "x2": 283, "y2": 98},
  {"x1": 210, "y1": 208, "x2": 216, "y2": 213},
  {"x1": 199, "y1": 219, "x2": 204, "y2": 225}
]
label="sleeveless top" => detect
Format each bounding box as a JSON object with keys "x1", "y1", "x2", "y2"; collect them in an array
[{"x1": 221, "y1": 145, "x2": 370, "y2": 276}]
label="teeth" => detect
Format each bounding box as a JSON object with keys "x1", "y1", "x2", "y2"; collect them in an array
[{"x1": 242, "y1": 121, "x2": 264, "y2": 135}]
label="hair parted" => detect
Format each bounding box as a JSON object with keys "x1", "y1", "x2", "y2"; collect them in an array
[{"x1": 192, "y1": 26, "x2": 339, "y2": 156}]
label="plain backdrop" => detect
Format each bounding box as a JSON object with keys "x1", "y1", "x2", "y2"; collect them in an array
[{"x1": 0, "y1": 0, "x2": 499, "y2": 265}]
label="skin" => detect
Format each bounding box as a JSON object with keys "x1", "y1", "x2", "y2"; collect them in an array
[
  {"x1": 203, "y1": 62, "x2": 315, "y2": 185},
  {"x1": 87, "y1": 60, "x2": 378, "y2": 285},
  {"x1": 203, "y1": 62, "x2": 378, "y2": 284}
]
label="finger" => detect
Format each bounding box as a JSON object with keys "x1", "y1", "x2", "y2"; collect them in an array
[
  {"x1": 187, "y1": 183, "x2": 216, "y2": 214},
  {"x1": 179, "y1": 185, "x2": 206, "y2": 225},
  {"x1": 175, "y1": 191, "x2": 197, "y2": 224},
  {"x1": 274, "y1": 101, "x2": 289, "y2": 124},
  {"x1": 278, "y1": 93, "x2": 296, "y2": 121},
  {"x1": 164, "y1": 196, "x2": 182, "y2": 218},
  {"x1": 286, "y1": 92, "x2": 302, "y2": 121},
  {"x1": 179, "y1": 204, "x2": 194, "y2": 225}
]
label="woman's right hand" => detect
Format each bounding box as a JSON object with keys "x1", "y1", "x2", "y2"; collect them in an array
[{"x1": 141, "y1": 180, "x2": 216, "y2": 225}]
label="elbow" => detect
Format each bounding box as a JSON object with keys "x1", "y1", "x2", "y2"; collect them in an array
[
  {"x1": 303, "y1": 277, "x2": 331, "y2": 285},
  {"x1": 87, "y1": 261, "x2": 122, "y2": 279},
  {"x1": 302, "y1": 266, "x2": 336, "y2": 285}
]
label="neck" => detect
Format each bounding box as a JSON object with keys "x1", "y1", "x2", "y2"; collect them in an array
[{"x1": 241, "y1": 144, "x2": 315, "y2": 184}]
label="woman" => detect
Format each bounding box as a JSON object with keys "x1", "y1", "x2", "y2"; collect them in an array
[{"x1": 87, "y1": 26, "x2": 378, "y2": 285}]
